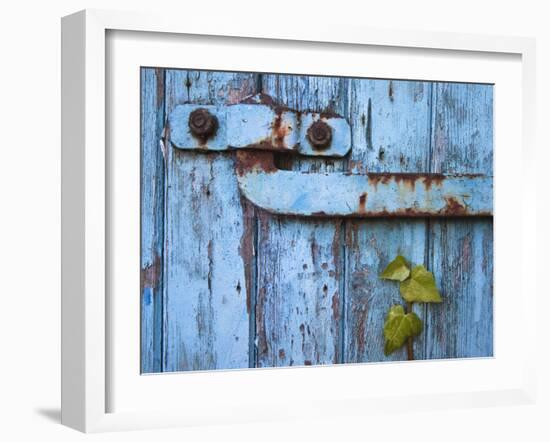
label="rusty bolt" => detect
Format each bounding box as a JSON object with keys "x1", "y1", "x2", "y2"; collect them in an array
[
  {"x1": 307, "y1": 121, "x2": 332, "y2": 150},
  {"x1": 188, "y1": 108, "x2": 218, "y2": 139}
]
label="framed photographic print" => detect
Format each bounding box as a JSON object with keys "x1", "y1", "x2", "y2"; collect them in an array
[{"x1": 61, "y1": 9, "x2": 537, "y2": 432}]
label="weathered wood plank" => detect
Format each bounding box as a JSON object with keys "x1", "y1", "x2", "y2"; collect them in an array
[
  {"x1": 255, "y1": 74, "x2": 350, "y2": 367},
  {"x1": 140, "y1": 68, "x2": 165, "y2": 373},
  {"x1": 344, "y1": 79, "x2": 433, "y2": 362},
  {"x1": 425, "y1": 83, "x2": 493, "y2": 358},
  {"x1": 162, "y1": 70, "x2": 258, "y2": 371}
]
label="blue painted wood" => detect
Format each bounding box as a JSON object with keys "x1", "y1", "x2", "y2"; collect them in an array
[
  {"x1": 141, "y1": 71, "x2": 494, "y2": 372},
  {"x1": 344, "y1": 79, "x2": 433, "y2": 362},
  {"x1": 255, "y1": 74, "x2": 350, "y2": 367},
  {"x1": 140, "y1": 68, "x2": 165, "y2": 373},
  {"x1": 425, "y1": 83, "x2": 493, "y2": 358},
  {"x1": 162, "y1": 70, "x2": 258, "y2": 371}
]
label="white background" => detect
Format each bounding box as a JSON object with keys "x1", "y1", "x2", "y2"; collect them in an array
[
  {"x1": 109, "y1": 29, "x2": 523, "y2": 415},
  {"x1": 1, "y1": 0, "x2": 548, "y2": 441}
]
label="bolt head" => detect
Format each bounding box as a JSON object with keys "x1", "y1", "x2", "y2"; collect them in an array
[
  {"x1": 307, "y1": 121, "x2": 332, "y2": 150},
  {"x1": 188, "y1": 108, "x2": 218, "y2": 139}
]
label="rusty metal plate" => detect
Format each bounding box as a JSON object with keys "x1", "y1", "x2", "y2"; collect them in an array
[
  {"x1": 235, "y1": 152, "x2": 493, "y2": 217},
  {"x1": 168, "y1": 100, "x2": 352, "y2": 157}
]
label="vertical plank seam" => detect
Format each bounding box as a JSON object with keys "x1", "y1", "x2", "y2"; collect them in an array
[
  {"x1": 339, "y1": 79, "x2": 352, "y2": 364},
  {"x1": 338, "y1": 220, "x2": 346, "y2": 364},
  {"x1": 249, "y1": 73, "x2": 263, "y2": 367},
  {"x1": 161, "y1": 69, "x2": 178, "y2": 372},
  {"x1": 249, "y1": 209, "x2": 259, "y2": 367},
  {"x1": 424, "y1": 81, "x2": 437, "y2": 359},
  {"x1": 161, "y1": 69, "x2": 168, "y2": 372},
  {"x1": 139, "y1": 68, "x2": 145, "y2": 373},
  {"x1": 140, "y1": 67, "x2": 167, "y2": 373},
  {"x1": 158, "y1": 67, "x2": 166, "y2": 373}
]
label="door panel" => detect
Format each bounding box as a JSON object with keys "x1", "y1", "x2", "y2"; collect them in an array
[
  {"x1": 140, "y1": 68, "x2": 165, "y2": 373},
  {"x1": 344, "y1": 80, "x2": 433, "y2": 362},
  {"x1": 426, "y1": 84, "x2": 494, "y2": 358},
  {"x1": 255, "y1": 75, "x2": 350, "y2": 367},
  {"x1": 162, "y1": 70, "x2": 259, "y2": 371}
]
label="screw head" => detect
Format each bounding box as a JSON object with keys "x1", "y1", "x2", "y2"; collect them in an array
[
  {"x1": 307, "y1": 121, "x2": 332, "y2": 150},
  {"x1": 188, "y1": 108, "x2": 218, "y2": 139}
]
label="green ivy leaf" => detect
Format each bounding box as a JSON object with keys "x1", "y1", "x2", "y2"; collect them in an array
[
  {"x1": 383, "y1": 305, "x2": 423, "y2": 356},
  {"x1": 380, "y1": 255, "x2": 410, "y2": 282},
  {"x1": 399, "y1": 265, "x2": 442, "y2": 303}
]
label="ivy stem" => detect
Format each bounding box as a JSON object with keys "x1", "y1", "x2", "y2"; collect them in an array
[{"x1": 406, "y1": 302, "x2": 414, "y2": 361}]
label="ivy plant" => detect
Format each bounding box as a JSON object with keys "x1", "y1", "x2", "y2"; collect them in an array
[{"x1": 379, "y1": 255, "x2": 442, "y2": 358}]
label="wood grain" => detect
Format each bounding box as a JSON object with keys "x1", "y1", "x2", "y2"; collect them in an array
[
  {"x1": 425, "y1": 83, "x2": 494, "y2": 358},
  {"x1": 162, "y1": 70, "x2": 258, "y2": 371},
  {"x1": 255, "y1": 74, "x2": 350, "y2": 367},
  {"x1": 344, "y1": 79, "x2": 433, "y2": 362},
  {"x1": 140, "y1": 68, "x2": 165, "y2": 373}
]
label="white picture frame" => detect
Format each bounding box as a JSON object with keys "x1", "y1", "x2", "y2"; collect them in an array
[{"x1": 61, "y1": 9, "x2": 537, "y2": 433}]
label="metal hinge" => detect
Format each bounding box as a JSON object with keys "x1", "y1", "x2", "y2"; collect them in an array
[
  {"x1": 166, "y1": 94, "x2": 493, "y2": 218},
  {"x1": 168, "y1": 94, "x2": 351, "y2": 157}
]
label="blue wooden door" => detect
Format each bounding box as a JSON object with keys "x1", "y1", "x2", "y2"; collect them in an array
[{"x1": 141, "y1": 69, "x2": 493, "y2": 373}]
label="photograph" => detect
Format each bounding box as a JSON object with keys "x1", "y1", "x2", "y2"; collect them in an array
[
  {"x1": 1, "y1": 0, "x2": 545, "y2": 438},
  {"x1": 140, "y1": 68, "x2": 493, "y2": 373}
]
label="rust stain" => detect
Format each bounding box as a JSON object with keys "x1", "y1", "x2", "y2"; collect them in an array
[
  {"x1": 235, "y1": 151, "x2": 277, "y2": 176},
  {"x1": 239, "y1": 109, "x2": 293, "y2": 152},
  {"x1": 310, "y1": 211, "x2": 328, "y2": 217},
  {"x1": 345, "y1": 223, "x2": 359, "y2": 248},
  {"x1": 443, "y1": 196, "x2": 468, "y2": 215},
  {"x1": 331, "y1": 222, "x2": 342, "y2": 279},
  {"x1": 332, "y1": 293, "x2": 339, "y2": 321},
  {"x1": 240, "y1": 92, "x2": 278, "y2": 106},
  {"x1": 368, "y1": 173, "x2": 446, "y2": 190},
  {"x1": 304, "y1": 360, "x2": 312, "y2": 366},
  {"x1": 421, "y1": 174, "x2": 446, "y2": 190},
  {"x1": 462, "y1": 232, "x2": 472, "y2": 264},
  {"x1": 358, "y1": 192, "x2": 368, "y2": 214},
  {"x1": 300, "y1": 108, "x2": 342, "y2": 119},
  {"x1": 359, "y1": 207, "x2": 441, "y2": 218},
  {"x1": 263, "y1": 205, "x2": 490, "y2": 219},
  {"x1": 355, "y1": 307, "x2": 367, "y2": 356},
  {"x1": 271, "y1": 109, "x2": 291, "y2": 149},
  {"x1": 319, "y1": 109, "x2": 341, "y2": 119},
  {"x1": 367, "y1": 206, "x2": 489, "y2": 218},
  {"x1": 278, "y1": 348, "x2": 286, "y2": 359},
  {"x1": 141, "y1": 254, "x2": 161, "y2": 290},
  {"x1": 256, "y1": 287, "x2": 268, "y2": 358},
  {"x1": 238, "y1": 197, "x2": 255, "y2": 314},
  {"x1": 348, "y1": 159, "x2": 365, "y2": 173},
  {"x1": 310, "y1": 236, "x2": 319, "y2": 266},
  {"x1": 155, "y1": 68, "x2": 165, "y2": 110},
  {"x1": 241, "y1": 140, "x2": 293, "y2": 152}
]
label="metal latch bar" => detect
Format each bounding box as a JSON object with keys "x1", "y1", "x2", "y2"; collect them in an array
[{"x1": 235, "y1": 152, "x2": 493, "y2": 218}]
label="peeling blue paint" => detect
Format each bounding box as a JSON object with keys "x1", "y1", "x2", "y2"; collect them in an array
[{"x1": 237, "y1": 166, "x2": 492, "y2": 217}]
